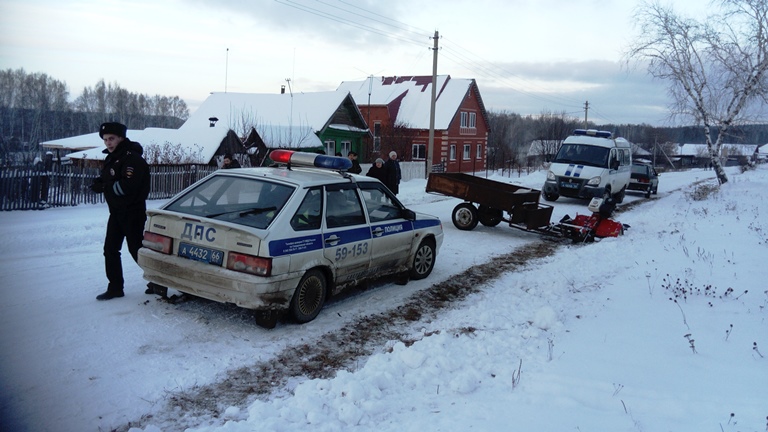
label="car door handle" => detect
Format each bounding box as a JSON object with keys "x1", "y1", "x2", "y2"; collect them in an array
[
  {"x1": 371, "y1": 227, "x2": 384, "y2": 237},
  {"x1": 325, "y1": 235, "x2": 340, "y2": 246}
]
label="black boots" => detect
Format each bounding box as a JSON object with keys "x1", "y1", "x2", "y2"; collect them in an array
[{"x1": 96, "y1": 289, "x2": 124, "y2": 300}]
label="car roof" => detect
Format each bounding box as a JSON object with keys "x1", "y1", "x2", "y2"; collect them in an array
[{"x1": 212, "y1": 166, "x2": 366, "y2": 188}]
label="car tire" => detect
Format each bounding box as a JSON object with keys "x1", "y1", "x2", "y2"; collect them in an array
[
  {"x1": 410, "y1": 238, "x2": 436, "y2": 280},
  {"x1": 543, "y1": 192, "x2": 559, "y2": 202},
  {"x1": 645, "y1": 188, "x2": 651, "y2": 198},
  {"x1": 289, "y1": 269, "x2": 327, "y2": 323},
  {"x1": 452, "y1": 203, "x2": 479, "y2": 231},
  {"x1": 478, "y1": 205, "x2": 503, "y2": 227}
]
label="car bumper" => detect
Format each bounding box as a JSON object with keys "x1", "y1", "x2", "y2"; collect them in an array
[{"x1": 138, "y1": 248, "x2": 300, "y2": 311}]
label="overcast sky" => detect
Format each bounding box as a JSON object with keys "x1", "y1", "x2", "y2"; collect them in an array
[{"x1": 1, "y1": 0, "x2": 708, "y2": 126}]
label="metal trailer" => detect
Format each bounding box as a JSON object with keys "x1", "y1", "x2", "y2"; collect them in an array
[{"x1": 425, "y1": 172, "x2": 558, "y2": 234}]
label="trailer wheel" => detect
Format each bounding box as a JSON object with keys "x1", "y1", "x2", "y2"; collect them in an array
[
  {"x1": 478, "y1": 205, "x2": 503, "y2": 227},
  {"x1": 452, "y1": 203, "x2": 479, "y2": 230}
]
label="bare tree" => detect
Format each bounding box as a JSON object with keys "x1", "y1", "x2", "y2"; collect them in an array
[{"x1": 626, "y1": 0, "x2": 768, "y2": 184}]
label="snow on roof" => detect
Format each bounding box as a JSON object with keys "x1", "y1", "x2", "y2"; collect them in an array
[
  {"x1": 337, "y1": 75, "x2": 474, "y2": 129},
  {"x1": 47, "y1": 90, "x2": 356, "y2": 161},
  {"x1": 678, "y1": 143, "x2": 760, "y2": 156}
]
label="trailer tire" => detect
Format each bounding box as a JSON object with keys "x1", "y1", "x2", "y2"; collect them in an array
[
  {"x1": 478, "y1": 205, "x2": 503, "y2": 227},
  {"x1": 452, "y1": 203, "x2": 479, "y2": 230}
]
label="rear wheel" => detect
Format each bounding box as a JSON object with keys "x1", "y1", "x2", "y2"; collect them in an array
[
  {"x1": 616, "y1": 186, "x2": 626, "y2": 203},
  {"x1": 478, "y1": 205, "x2": 503, "y2": 227},
  {"x1": 410, "y1": 238, "x2": 436, "y2": 280},
  {"x1": 289, "y1": 269, "x2": 327, "y2": 323},
  {"x1": 452, "y1": 203, "x2": 478, "y2": 230}
]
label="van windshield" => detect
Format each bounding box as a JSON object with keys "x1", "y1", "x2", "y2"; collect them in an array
[{"x1": 554, "y1": 144, "x2": 610, "y2": 168}]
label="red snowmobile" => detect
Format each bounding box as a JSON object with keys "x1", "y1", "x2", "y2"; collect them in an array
[{"x1": 558, "y1": 197, "x2": 628, "y2": 243}]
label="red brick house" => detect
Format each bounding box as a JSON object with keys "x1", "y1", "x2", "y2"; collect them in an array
[{"x1": 337, "y1": 75, "x2": 490, "y2": 173}]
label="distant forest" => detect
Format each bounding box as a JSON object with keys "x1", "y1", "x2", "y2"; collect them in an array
[{"x1": 0, "y1": 68, "x2": 188, "y2": 163}]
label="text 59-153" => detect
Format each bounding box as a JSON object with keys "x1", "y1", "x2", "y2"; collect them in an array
[{"x1": 335, "y1": 243, "x2": 369, "y2": 261}]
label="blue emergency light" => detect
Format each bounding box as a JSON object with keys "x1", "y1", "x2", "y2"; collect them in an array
[
  {"x1": 573, "y1": 129, "x2": 613, "y2": 138},
  {"x1": 270, "y1": 150, "x2": 353, "y2": 170}
]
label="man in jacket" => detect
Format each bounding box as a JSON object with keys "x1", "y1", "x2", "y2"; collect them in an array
[
  {"x1": 91, "y1": 122, "x2": 152, "y2": 300},
  {"x1": 384, "y1": 150, "x2": 401, "y2": 195}
]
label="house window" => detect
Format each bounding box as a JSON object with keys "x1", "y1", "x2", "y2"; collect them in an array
[
  {"x1": 341, "y1": 141, "x2": 351, "y2": 156},
  {"x1": 412, "y1": 143, "x2": 426, "y2": 160},
  {"x1": 469, "y1": 112, "x2": 476, "y2": 128},
  {"x1": 449, "y1": 144, "x2": 457, "y2": 161},
  {"x1": 373, "y1": 122, "x2": 381, "y2": 151},
  {"x1": 476, "y1": 144, "x2": 482, "y2": 159},
  {"x1": 463, "y1": 144, "x2": 471, "y2": 160},
  {"x1": 324, "y1": 140, "x2": 335, "y2": 156},
  {"x1": 460, "y1": 112, "x2": 468, "y2": 128}
]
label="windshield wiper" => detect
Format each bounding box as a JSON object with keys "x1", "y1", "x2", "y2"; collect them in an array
[{"x1": 206, "y1": 206, "x2": 276, "y2": 218}]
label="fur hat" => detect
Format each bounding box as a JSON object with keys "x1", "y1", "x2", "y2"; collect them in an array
[
  {"x1": 389, "y1": 151, "x2": 397, "y2": 158},
  {"x1": 99, "y1": 122, "x2": 127, "y2": 139},
  {"x1": 375, "y1": 158, "x2": 384, "y2": 164}
]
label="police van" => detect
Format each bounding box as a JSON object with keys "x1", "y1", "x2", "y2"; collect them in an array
[
  {"x1": 542, "y1": 129, "x2": 632, "y2": 203},
  {"x1": 138, "y1": 150, "x2": 444, "y2": 327}
]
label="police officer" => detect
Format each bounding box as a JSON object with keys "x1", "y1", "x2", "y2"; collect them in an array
[{"x1": 91, "y1": 122, "x2": 152, "y2": 300}]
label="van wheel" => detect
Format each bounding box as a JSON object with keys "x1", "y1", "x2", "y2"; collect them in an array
[
  {"x1": 616, "y1": 186, "x2": 626, "y2": 203},
  {"x1": 452, "y1": 203, "x2": 479, "y2": 230},
  {"x1": 410, "y1": 238, "x2": 436, "y2": 280},
  {"x1": 543, "y1": 192, "x2": 559, "y2": 202},
  {"x1": 290, "y1": 269, "x2": 327, "y2": 323},
  {"x1": 602, "y1": 187, "x2": 612, "y2": 202}
]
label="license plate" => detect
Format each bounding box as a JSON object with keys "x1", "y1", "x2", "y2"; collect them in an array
[
  {"x1": 560, "y1": 181, "x2": 579, "y2": 189},
  {"x1": 178, "y1": 242, "x2": 224, "y2": 266}
]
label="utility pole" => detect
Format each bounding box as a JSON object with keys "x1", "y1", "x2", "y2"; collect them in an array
[
  {"x1": 583, "y1": 100, "x2": 589, "y2": 129},
  {"x1": 426, "y1": 30, "x2": 439, "y2": 178},
  {"x1": 224, "y1": 48, "x2": 229, "y2": 93}
]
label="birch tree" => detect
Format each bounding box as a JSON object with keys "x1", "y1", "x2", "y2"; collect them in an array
[{"x1": 626, "y1": 0, "x2": 768, "y2": 184}]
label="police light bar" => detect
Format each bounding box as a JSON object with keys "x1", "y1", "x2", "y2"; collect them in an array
[
  {"x1": 573, "y1": 129, "x2": 612, "y2": 138},
  {"x1": 270, "y1": 150, "x2": 353, "y2": 170}
]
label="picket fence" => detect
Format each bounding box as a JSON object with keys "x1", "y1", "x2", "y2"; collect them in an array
[{"x1": 0, "y1": 164, "x2": 217, "y2": 211}]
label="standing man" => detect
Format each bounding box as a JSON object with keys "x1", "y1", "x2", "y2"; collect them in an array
[
  {"x1": 347, "y1": 151, "x2": 362, "y2": 174},
  {"x1": 90, "y1": 122, "x2": 152, "y2": 300},
  {"x1": 384, "y1": 150, "x2": 402, "y2": 195},
  {"x1": 222, "y1": 153, "x2": 241, "y2": 169}
]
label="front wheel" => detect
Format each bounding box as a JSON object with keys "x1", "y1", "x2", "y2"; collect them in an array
[
  {"x1": 410, "y1": 239, "x2": 436, "y2": 280},
  {"x1": 289, "y1": 269, "x2": 327, "y2": 323},
  {"x1": 542, "y1": 192, "x2": 559, "y2": 202},
  {"x1": 452, "y1": 203, "x2": 478, "y2": 230}
]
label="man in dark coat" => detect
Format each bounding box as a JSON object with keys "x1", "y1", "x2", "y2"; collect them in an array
[
  {"x1": 366, "y1": 158, "x2": 387, "y2": 183},
  {"x1": 383, "y1": 150, "x2": 401, "y2": 195},
  {"x1": 222, "y1": 153, "x2": 241, "y2": 169},
  {"x1": 347, "y1": 151, "x2": 362, "y2": 174},
  {"x1": 90, "y1": 122, "x2": 152, "y2": 300}
]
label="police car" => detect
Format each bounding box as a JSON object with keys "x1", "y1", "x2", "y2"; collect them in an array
[{"x1": 138, "y1": 150, "x2": 444, "y2": 327}]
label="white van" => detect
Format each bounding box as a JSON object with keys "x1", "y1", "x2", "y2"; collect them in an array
[{"x1": 542, "y1": 129, "x2": 632, "y2": 202}]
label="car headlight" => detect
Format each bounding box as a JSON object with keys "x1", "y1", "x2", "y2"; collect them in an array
[
  {"x1": 587, "y1": 176, "x2": 601, "y2": 186},
  {"x1": 547, "y1": 171, "x2": 556, "y2": 181}
]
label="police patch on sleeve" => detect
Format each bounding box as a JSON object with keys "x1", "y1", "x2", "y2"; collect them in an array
[{"x1": 125, "y1": 167, "x2": 135, "y2": 178}]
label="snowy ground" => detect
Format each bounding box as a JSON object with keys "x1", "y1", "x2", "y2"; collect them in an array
[{"x1": 1, "y1": 165, "x2": 766, "y2": 432}]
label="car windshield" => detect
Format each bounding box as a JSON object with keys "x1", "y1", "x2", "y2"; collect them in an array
[
  {"x1": 164, "y1": 175, "x2": 295, "y2": 229},
  {"x1": 554, "y1": 144, "x2": 610, "y2": 168}
]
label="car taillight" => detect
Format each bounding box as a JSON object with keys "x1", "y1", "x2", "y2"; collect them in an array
[
  {"x1": 143, "y1": 231, "x2": 173, "y2": 254},
  {"x1": 227, "y1": 252, "x2": 272, "y2": 276},
  {"x1": 639, "y1": 178, "x2": 649, "y2": 183}
]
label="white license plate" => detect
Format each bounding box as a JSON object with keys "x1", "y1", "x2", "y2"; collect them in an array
[{"x1": 178, "y1": 242, "x2": 224, "y2": 266}]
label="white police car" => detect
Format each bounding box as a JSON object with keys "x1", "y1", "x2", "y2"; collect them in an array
[{"x1": 138, "y1": 150, "x2": 444, "y2": 327}]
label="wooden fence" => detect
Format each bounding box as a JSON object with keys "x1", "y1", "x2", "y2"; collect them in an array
[{"x1": 0, "y1": 164, "x2": 217, "y2": 211}]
